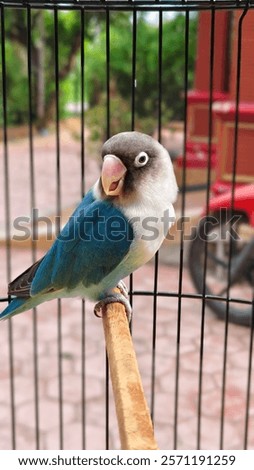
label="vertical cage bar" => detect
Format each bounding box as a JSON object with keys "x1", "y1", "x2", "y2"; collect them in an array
[
  {"x1": 26, "y1": 5, "x2": 40, "y2": 449},
  {"x1": 220, "y1": 4, "x2": 249, "y2": 450},
  {"x1": 54, "y1": 6, "x2": 64, "y2": 450},
  {"x1": 105, "y1": 357, "x2": 110, "y2": 449},
  {"x1": 150, "y1": 10, "x2": 163, "y2": 422},
  {"x1": 0, "y1": 5, "x2": 16, "y2": 450},
  {"x1": 173, "y1": 9, "x2": 189, "y2": 451},
  {"x1": 157, "y1": 11, "x2": 163, "y2": 144},
  {"x1": 80, "y1": 6, "x2": 86, "y2": 450},
  {"x1": 105, "y1": 7, "x2": 110, "y2": 450},
  {"x1": 129, "y1": 8, "x2": 137, "y2": 324},
  {"x1": 244, "y1": 297, "x2": 254, "y2": 449},
  {"x1": 197, "y1": 7, "x2": 215, "y2": 450},
  {"x1": 131, "y1": 9, "x2": 137, "y2": 133},
  {"x1": 80, "y1": 8, "x2": 85, "y2": 201},
  {"x1": 106, "y1": 9, "x2": 110, "y2": 140}
]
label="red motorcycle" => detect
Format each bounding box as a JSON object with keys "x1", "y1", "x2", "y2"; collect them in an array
[{"x1": 188, "y1": 184, "x2": 254, "y2": 326}]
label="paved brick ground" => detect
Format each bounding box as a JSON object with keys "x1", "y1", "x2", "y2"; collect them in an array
[{"x1": 0, "y1": 128, "x2": 253, "y2": 450}]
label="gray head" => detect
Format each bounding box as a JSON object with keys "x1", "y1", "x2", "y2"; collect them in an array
[{"x1": 100, "y1": 131, "x2": 177, "y2": 203}]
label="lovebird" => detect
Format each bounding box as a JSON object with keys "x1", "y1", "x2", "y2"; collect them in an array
[{"x1": 0, "y1": 132, "x2": 178, "y2": 320}]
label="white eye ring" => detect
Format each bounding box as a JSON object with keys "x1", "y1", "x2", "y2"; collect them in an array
[{"x1": 134, "y1": 151, "x2": 149, "y2": 167}]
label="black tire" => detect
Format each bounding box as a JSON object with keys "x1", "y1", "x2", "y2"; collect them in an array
[{"x1": 188, "y1": 213, "x2": 254, "y2": 327}]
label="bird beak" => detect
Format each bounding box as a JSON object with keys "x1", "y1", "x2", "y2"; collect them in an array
[{"x1": 101, "y1": 154, "x2": 127, "y2": 196}]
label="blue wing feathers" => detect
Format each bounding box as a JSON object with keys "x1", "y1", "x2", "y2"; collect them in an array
[{"x1": 31, "y1": 192, "x2": 133, "y2": 295}]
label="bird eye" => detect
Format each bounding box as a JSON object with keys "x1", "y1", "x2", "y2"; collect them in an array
[{"x1": 134, "y1": 152, "x2": 149, "y2": 167}]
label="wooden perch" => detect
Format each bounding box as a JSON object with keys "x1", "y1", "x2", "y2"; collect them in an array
[{"x1": 102, "y1": 290, "x2": 158, "y2": 450}]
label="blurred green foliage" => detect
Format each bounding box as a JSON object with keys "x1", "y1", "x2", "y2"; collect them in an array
[
  {"x1": 85, "y1": 12, "x2": 197, "y2": 139},
  {"x1": 0, "y1": 10, "x2": 197, "y2": 135}
]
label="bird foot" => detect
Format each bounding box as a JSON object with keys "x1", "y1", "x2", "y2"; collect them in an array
[
  {"x1": 94, "y1": 289, "x2": 132, "y2": 322},
  {"x1": 116, "y1": 280, "x2": 129, "y2": 299}
]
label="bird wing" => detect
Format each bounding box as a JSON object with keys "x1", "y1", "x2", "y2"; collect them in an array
[
  {"x1": 16, "y1": 193, "x2": 133, "y2": 298},
  {"x1": 8, "y1": 258, "x2": 45, "y2": 298}
]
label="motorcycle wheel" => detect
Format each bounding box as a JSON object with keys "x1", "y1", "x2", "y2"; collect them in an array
[{"x1": 188, "y1": 212, "x2": 254, "y2": 327}]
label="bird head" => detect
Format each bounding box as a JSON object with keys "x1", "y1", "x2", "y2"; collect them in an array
[{"x1": 100, "y1": 131, "x2": 178, "y2": 205}]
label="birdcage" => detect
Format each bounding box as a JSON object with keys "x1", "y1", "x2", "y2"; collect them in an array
[{"x1": 0, "y1": 0, "x2": 253, "y2": 451}]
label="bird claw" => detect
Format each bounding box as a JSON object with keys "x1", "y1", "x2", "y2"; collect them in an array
[
  {"x1": 94, "y1": 290, "x2": 132, "y2": 322},
  {"x1": 116, "y1": 280, "x2": 129, "y2": 299}
]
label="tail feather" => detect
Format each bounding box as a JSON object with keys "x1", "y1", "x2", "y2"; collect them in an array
[
  {"x1": 0, "y1": 288, "x2": 63, "y2": 320},
  {"x1": 0, "y1": 297, "x2": 40, "y2": 320}
]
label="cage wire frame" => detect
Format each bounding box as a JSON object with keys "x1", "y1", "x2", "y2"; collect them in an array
[{"x1": 0, "y1": 0, "x2": 253, "y2": 450}]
